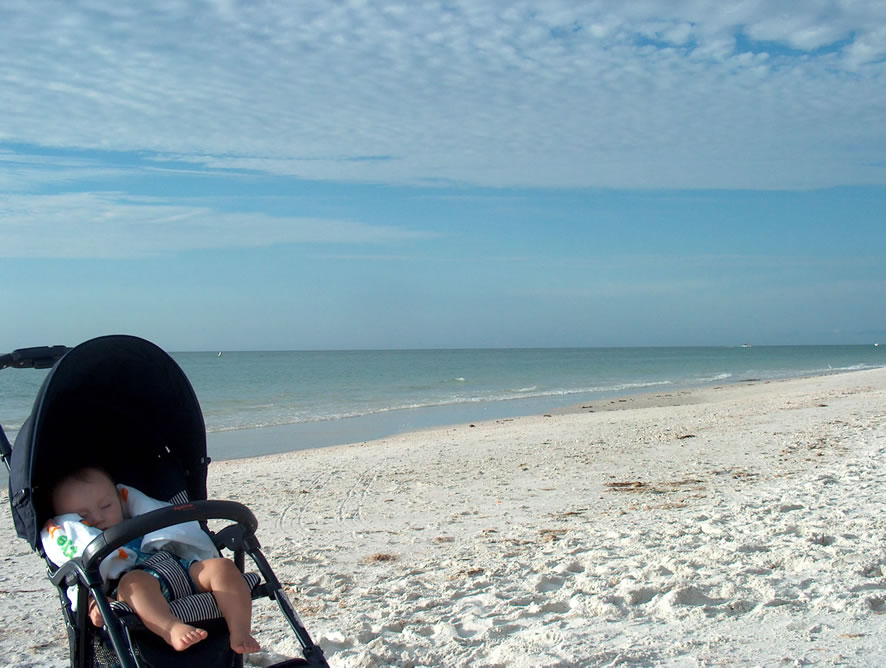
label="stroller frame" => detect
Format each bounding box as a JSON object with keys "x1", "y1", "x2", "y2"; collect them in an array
[{"x1": 2, "y1": 336, "x2": 329, "y2": 668}]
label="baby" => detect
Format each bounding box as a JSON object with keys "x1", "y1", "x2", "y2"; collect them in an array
[{"x1": 51, "y1": 467, "x2": 260, "y2": 654}]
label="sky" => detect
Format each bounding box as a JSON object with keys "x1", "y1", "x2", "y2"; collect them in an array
[{"x1": 1, "y1": 0, "x2": 885, "y2": 351}]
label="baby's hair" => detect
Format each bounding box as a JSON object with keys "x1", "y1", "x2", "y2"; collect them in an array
[
  {"x1": 51, "y1": 466, "x2": 115, "y2": 513},
  {"x1": 56, "y1": 466, "x2": 114, "y2": 487}
]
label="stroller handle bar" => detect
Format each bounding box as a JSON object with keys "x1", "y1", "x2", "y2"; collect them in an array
[
  {"x1": 0, "y1": 345, "x2": 71, "y2": 371},
  {"x1": 80, "y1": 500, "x2": 258, "y2": 575}
]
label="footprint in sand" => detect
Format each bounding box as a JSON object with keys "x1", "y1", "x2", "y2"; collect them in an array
[
  {"x1": 660, "y1": 585, "x2": 720, "y2": 608},
  {"x1": 626, "y1": 587, "x2": 658, "y2": 605},
  {"x1": 534, "y1": 574, "x2": 565, "y2": 593}
]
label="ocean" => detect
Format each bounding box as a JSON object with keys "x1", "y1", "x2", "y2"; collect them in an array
[{"x1": 2, "y1": 345, "x2": 884, "y2": 461}]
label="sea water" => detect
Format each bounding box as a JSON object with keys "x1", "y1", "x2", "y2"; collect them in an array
[{"x1": 1, "y1": 346, "x2": 883, "y2": 460}]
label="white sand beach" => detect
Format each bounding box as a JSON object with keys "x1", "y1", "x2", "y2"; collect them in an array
[{"x1": 2, "y1": 368, "x2": 886, "y2": 666}]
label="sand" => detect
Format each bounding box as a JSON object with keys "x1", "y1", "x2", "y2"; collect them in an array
[{"x1": 2, "y1": 368, "x2": 886, "y2": 666}]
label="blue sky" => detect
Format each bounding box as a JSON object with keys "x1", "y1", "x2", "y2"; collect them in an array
[{"x1": 1, "y1": 1, "x2": 885, "y2": 351}]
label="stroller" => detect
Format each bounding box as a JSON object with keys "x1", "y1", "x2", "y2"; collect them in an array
[{"x1": 1, "y1": 335, "x2": 329, "y2": 668}]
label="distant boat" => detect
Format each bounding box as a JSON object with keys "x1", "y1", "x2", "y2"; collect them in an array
[
  {"x1": 741, "y1": 343, "x2": 751, "y2": 348},
  {"x1": 217, "y1": 351, "x2": 223, "y2": 357}
]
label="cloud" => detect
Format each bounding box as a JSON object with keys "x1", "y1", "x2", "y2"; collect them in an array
[
  {"x1": 0, "y1": 192, "x2": 433, "y2": 258},
  {"x1": 0, "y1": 148, "x2": 138, "y2": 190},
  {"x1": 1, "y1": 1, "x2": 885, "y2": 189}
]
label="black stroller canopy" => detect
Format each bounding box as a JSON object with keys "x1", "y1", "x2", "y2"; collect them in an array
[
  {"x1": 9, "y1": 335, "x2": 209, "y2": 548},
  {"x1": 4, "y1": 335, "x2": 330, "y2": 668}
]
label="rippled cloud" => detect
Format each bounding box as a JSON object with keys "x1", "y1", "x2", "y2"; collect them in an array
[
  {"x1": 2, "y1": 1, "x2": 885, "y2": 258},
  {"x1": 1, "y1": 0, "x2": 883, "y2": 190},
  {"x1": 1, "y1": 192, "x2": 433, "y2": 258}
]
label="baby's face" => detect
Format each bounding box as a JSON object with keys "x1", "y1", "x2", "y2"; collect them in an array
[{"x1": 53, "y1": 472, "x2": 124, "y2": 530}]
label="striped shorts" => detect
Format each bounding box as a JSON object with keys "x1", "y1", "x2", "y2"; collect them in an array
[{"x1": 116, "y1": 551, "x2": 197, "y2": 602}]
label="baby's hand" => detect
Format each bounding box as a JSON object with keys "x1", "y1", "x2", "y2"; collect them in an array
[{"x1": 88, "y1": 597, "x2": 104, "y2": 627}]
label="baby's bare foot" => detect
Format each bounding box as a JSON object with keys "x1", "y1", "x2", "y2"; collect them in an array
[
  {"x1": 164, "y1": 623, "x2": 208, "y2": 651},
  {"x1": 230, "y1": 631, "x2": 261, "y2": 654}
]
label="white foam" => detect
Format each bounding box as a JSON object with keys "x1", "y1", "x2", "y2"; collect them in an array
[{"x1": 696, "y1": 372, "x2": 733, "y2": 383}]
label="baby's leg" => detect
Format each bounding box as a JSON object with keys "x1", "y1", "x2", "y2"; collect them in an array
[
  {"x1": 116, "y1": 570, "x2": 207, "y2": 651},
  {"x1": 190, "y1": 558, "x2": 260, "y2": 654}
]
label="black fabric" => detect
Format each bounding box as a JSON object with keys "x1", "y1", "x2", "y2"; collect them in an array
[
  {"x1": 4, "y1": 335, "x2": 325, "y2": 667},
  {"x1": 94, "y1": 618, "x2": 234, "y2": 668},
  {"x1": 7, "y1": 335, "x2": 209, "y2": 547},
  {"x1": 9, "y1": 415, "x2": 36, "y2": 540}
]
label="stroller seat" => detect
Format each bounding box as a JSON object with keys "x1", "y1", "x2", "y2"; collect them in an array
[{"x1": 1, "y1": 336, "x2": 329, "y2": 668}]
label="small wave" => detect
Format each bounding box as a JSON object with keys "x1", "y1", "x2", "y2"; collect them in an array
[
  {"x1": 609, "y1": 380, "x2": 673, "y2": 391},
  {"x1": 747, "y1": 363, "x2": 882, "y2": 382},
  {"x1": 788, "y1": 363, "x2": 874, "y2": 376},
  {"x1": 437, "y1": 377, "x2": 466, "y2": 385},
  {"x1": 812, "y1": 362, "x2": 876, "y2": 375},
  {"x1": 204, "y1": 379, "x2": 677, "y2": 432},
  {"x1": 696, "y1": 373, "x2": 733, "y2": 383}
]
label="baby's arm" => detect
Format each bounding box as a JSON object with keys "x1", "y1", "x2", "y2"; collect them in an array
[
  {"x1": 41, "y1": 514, "x2": 100, "y2": 565},
  {"x1": 87, "y1": 596, "x2": 104, "y2": 627},
  {"x1": 42, "y1": 515, "x2": 139, "y2": 579}
]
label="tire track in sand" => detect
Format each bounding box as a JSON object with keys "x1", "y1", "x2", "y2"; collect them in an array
[
  {"x1": 274, "y1": 467, "x2": 338, "y2": 536},
  {"x1": 337, "y1": 456, "x2": 393, "y2": 537}
]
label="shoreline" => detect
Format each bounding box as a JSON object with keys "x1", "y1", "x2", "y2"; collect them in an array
[
  {"x1": 206, "y1": 368, "x2": 866, "y2": 463},
  {"x1": 2, "y1": 366, "x2": 885, "y2": 665}
]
